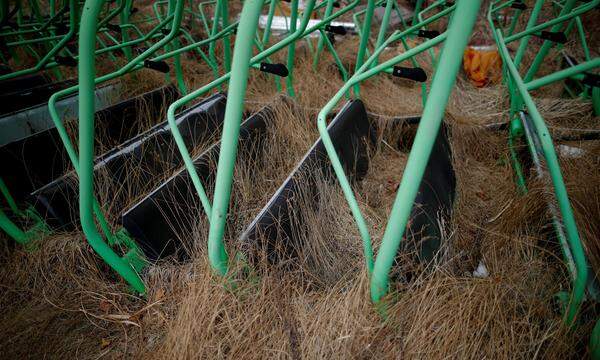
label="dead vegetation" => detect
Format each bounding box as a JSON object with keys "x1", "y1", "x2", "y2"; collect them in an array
[{"x1": 1, "y1": 3, "x2": 599, "y2": 360}]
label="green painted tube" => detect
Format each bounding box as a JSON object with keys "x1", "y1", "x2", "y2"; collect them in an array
[
  {"x1": 353, "y1": 0, "x2": 375, "y2": 96},
  {"x1": 198, "y1": 0, "x2": 216, "y2": 35},
  {"x1": 592, "y1": 87, "x2": 600, "y2": 117},
  {"x1": 508, "y1": 119, "x2": 528, "y2": 194},
  {"x1": 318, "y1": 33, "x2": 448, "y2": 276},
  {"x1": 372, "y1": 0, "x2": 394, "y2": 66},
  {"x1": 286, "y1": 0, "x2": 299, "y2": 97},
  {"x1": 371, "y1": 0, "x2": 481, "y2": 304},
  {"x1": 495, "y1": 28, "x2": 588, "y2": 326},
  {"x1": 0, "y1": 208, "x2": 30, "y2": 244},
  {"x1": 505, "y1": 0, "x2": 598, "y2": 43},
  {"x1": 47, "y1": 0, "x2": 186, "y2": 245},
  {"x1": 313, "y1": 0, "x2": 335, "y2": 69},
  {"x1": 524, "y1": 0, "x2": 577, "y2": 82},
  {"x1": 0, "y1": 0, "x2": 76, "y2": 81},
  {"x1": 220, "y1": 0, "x2": 231, "y2": 72},
  {"x1": 207, "y1": 0, "x2": 265, "y2": 276},
  {"x1": 164, "y1": 0, "x2": 327, "y2": 220},
  {"x1": 121, "y1": 0, "x2": 133, "y2": 61},
  {"x1": 78, "y1": 0, "x2": 145, "y2": 295},
  {"x1": 168, "y1": 0, "x2": 187, "y2": 94},
  {"x1": 261, "y1": 0, "x2": 277, "y2": 45},
  {"x1": 412, "y1": 0, "x2": 424, "y2": 25},
  {"x1": 505, "y1": 7, "x2": 522, "y2": 37},
  {"x1": 526, "y1": 58, "x2": 600, "y2": 91},
  {"x1": 513, "y1": 0, "x2": 545, "y2": 68},
  {"x1": 575, "y1": 17, "x2": 590, "y2": 62},
  {"x1": 0, "y1": 178, "x2": 22, "y2": 216}
]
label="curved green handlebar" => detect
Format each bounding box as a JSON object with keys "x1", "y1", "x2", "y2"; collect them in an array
[{"x1": 78, "y1": 0, "x2": 145, "y2": 294}]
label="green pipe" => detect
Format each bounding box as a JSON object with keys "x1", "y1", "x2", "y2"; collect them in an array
[
  {"x1": 166, "y1": 0, "x2": 354, "y2": 221},
  {"x1": 412, "y1": 0, "x2": 424, "y2": 25},
  {"x1": 508, "y1": 119, "x2": 528, "y2": 193},
  {"x1": 513, "y1": 0, "x2": 545, "y2": 68},
  {"x1": 286, "y1": 0, "x2": 299, "y2": 97},
  {"x1": 353, "y1": 0, "x2": 375, "y2": 96},
  {"x1": 198, "y1": 0, "x2": 215, "y2": 35},
  {"x1": 47, "y1": 0, "x2": 187, "y2": 291},
  {"x1": 0, "y1": 178, "x2": 22, "y2": 216},
  {"x1": 220, "y1": 0, "x2": 231, "y2": 72},
  {"x1": 575, "y1": 17, "x2": 590, "y2": 62},
  {"x1": 593, "y1": 87, "x2": 600, "y2": 117},
  {"x1": 371, "y1": 0, "x2": 481, "y2": 305},
  {"x1": 523, "y1": 0, "x2": 577, "y2": 82},
  {"x1": 505, "y1": 6, "x2": 522, "y2": 37},
  {"x1": 168, "y1": 0, "x2": 187, "y2": 94},
  {"x1": 526, "y1": 58, "x2": 600, "y2": 91},
  {"x1": 495, "y1": 28, "x2": 588, "y2": 326},
  {"x1": 319, "y1": 28, "x2": 349, "y2": 95},
  {"x1": 207, "y1": 0, "x2": 265, "y2": 276},
  {"x1": 313, "y1": 0, "x2": 335, "y2": 69},
  {"x1": 208, "y1": 0, "x2": 223, "y2": 82},
  {"x1": 504, "y1": 0, "x2": 598, "y2": 44},
  {"x1": 78, "y1": 0, "x2": 145, "y2": 295},
  {"x1": 261, "y1": 0, "x2": 277, "y2": 45},
  {"x1": 318, "y1": 32, "x2": 448, "y2": 276},
  {"x1": 372, "y1": 0, "x2": 394, "y2": 66},
  {"x1": 0, "y1": 208, "x2": 30, "y2": 244},
  {"x1": 592, "y1": 319, "x2": 600, "y2": 359},
  {"x1": 120, "y1": 0, "x2": 133, "y2": 60}
]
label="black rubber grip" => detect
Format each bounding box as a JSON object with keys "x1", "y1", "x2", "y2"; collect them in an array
[
  {"x1": 325, "y1": 25, "x2": 347, "y2": 35},
  {"x1": 417, "y1": 29, "x2": 440, "y2": 39},
  {"x1": 259, "y1": 62, "x2": 289, "y2": 77},
  {"x1": 511, "y1": 2, "x2": 527, "y2": 10},
  {"x1": 392, "y1": 66, "x2": 427, "y2": 82},
  {"x1": 130, "y1": 7, "x2": 139, "y2": 14},
  {"x1": 539, "y1": 31, "x2": 567, "y2": 44},
  {"x1": 333, "y1": 1, "x2": 341, "y2": 8},
  {"x1": 144, "y1": 60, "x2": 170, "y2": 73},
  {"x1": 582, "y1": 73, "x2": 600, "y2": 88},
  {"x1": 55, "y1": 55, "x2": 77, "y2": 67},
  {"x1": 106, "y1": 23, "x2": 121, "y2": 32}
]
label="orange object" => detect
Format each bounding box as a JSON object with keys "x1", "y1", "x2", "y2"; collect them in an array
[{"x1": 463, "y1": 46, "x2": 503, "y2": 87}]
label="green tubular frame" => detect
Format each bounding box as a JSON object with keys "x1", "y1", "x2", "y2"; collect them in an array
[
  {"x1": 184, "y1": 0, "x2": 475, "y2": 293},
  {"x1": 489, "y1": 0, "x2": 599, "y2": 326},
  {"x1": 164, "y1": 0, "x2": 375, "y2": 276},
  {"x1": 76, "y1": 0, "x2": 157, "y2": 295},
  {"x1": 45, "y1": 0, "x2": 278, "y2": 291},
  {"x1": 0, "y1": 178, "x2": 49, "y2": 245},
  {"x1": 315, "y1": 2, "x2": 460, "y2": 278},
  {"x1": 0, "y1": 0, "x2": 148, "y2": 81},
  {"x1": 47, "y1": 0, "x2": 189, "y2": 293}
]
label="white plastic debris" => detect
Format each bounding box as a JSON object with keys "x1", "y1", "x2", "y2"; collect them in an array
[
  {"x1": 558, "y1": 144, "x2": 585, "y2": 159},
  {"x1": 472, "y1": 261, "x2": 489, "y2": 278}
]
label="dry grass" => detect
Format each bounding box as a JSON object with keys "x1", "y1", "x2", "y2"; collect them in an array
[{"x1": 1, "y1": 4, "x2": 599, "y2": 360}]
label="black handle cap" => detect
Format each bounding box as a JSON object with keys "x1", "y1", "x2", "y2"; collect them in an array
[
  {"x1": 55, "y1": 55, "x2": 77, "y2": 67},
  {"x1": 325, "y1": 25, "x2": 347, "y2": 35},
  {"x1": 259, "y1": 62, "x2": 289, "y2": 77},
  {"x1": 539, "y1": 31, "x2": 568, "y2": 44},
  {"x1": 511, "y1": 2, "x2": 527, "y2": 10},
  {"x1": 144, "y1": 60, "x2": 170, "y2": 73},
  {"x1": 417, "y1": 29, "x2": 440, "y2": 39},
  {"x1": 392, "y1": 66, "x2": 427, "y2": 82}
]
